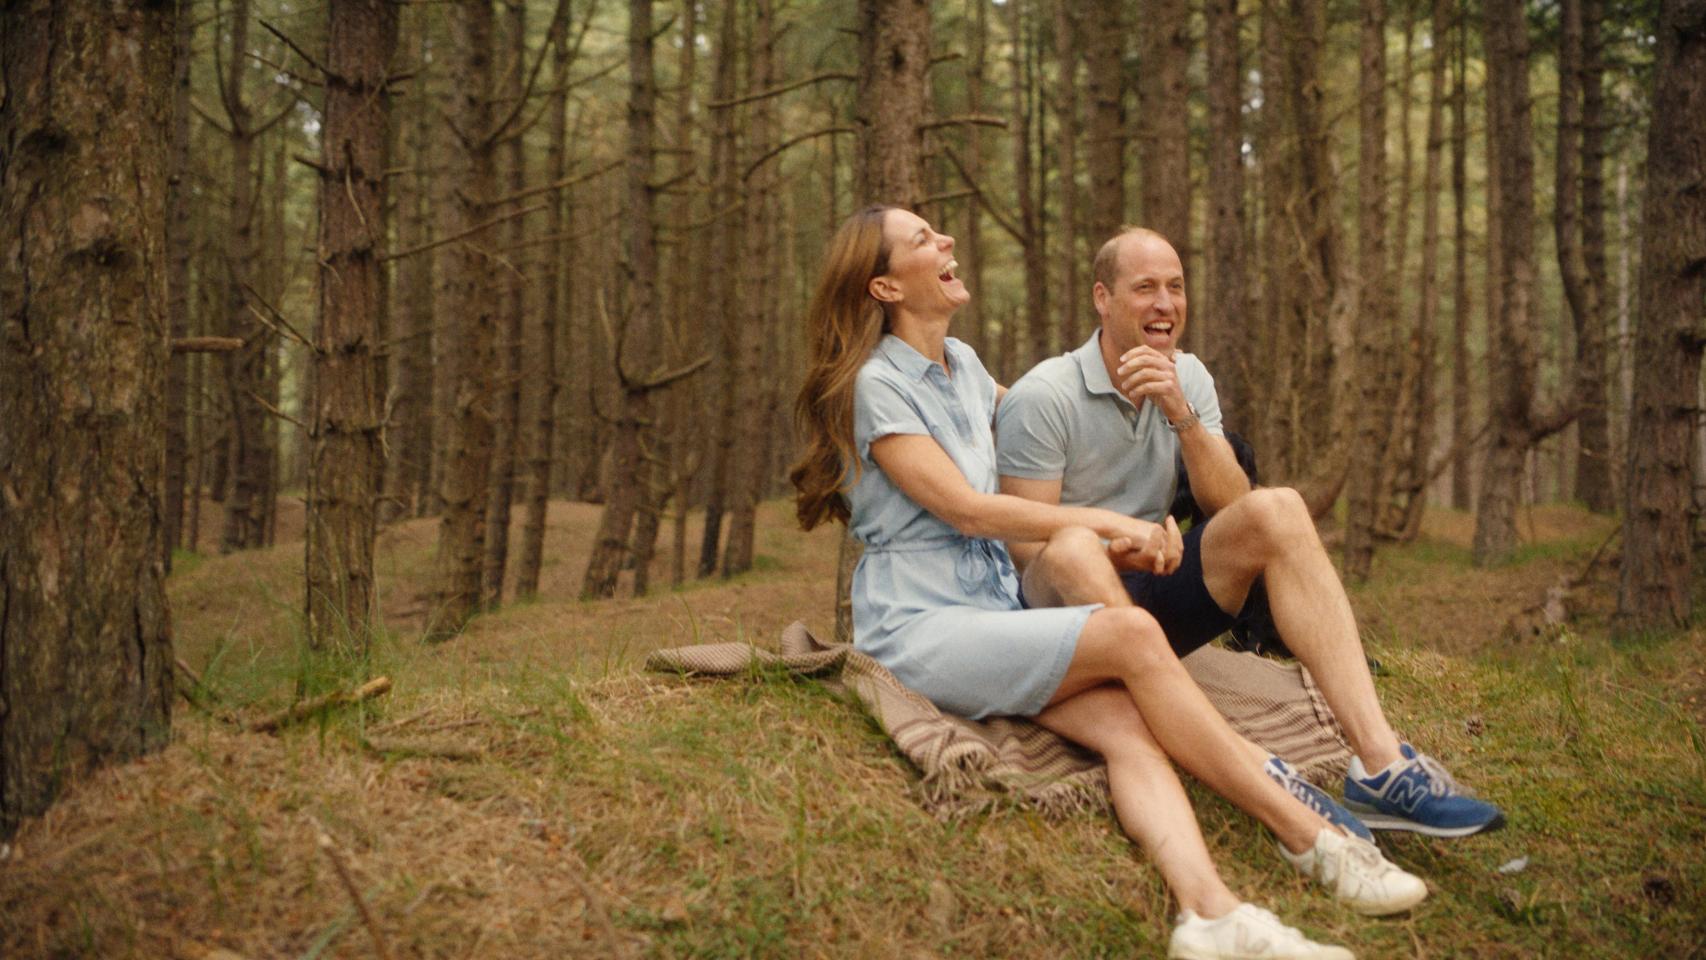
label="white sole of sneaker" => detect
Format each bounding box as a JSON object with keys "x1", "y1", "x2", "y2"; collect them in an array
[{"x1": 1345, "y1": 806, "x2": 1507, "y2": 838}]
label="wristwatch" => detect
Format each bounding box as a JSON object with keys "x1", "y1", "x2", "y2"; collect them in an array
[{"x1": 1167, "y1": 402, "x2": 1200, "y2": 434}]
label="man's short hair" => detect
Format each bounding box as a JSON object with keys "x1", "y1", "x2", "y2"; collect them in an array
[{"x1": 1093, "y1": 227, "x2": 1173, "y2": 290}]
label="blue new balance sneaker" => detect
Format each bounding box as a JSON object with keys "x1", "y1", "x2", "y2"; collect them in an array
[
  {"x1": 1343, "y1": 743, "x2": 1506, "y2": 837},
  {"x1": 1265, "y1": 757, "x2": 1374, "y2": 842}
]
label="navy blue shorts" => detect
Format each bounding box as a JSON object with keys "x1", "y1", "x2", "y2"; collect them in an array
[
  {"x1": 1118, "y1": 521, "x2": 1240, "y2": 658},
  {"x1": 1021, "y1": 518, "x2": 1255, "y2": 658}
]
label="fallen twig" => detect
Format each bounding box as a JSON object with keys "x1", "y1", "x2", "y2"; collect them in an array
[
  {"x1": 360, "y1": 736, "x2": 483, "y2": 762},
  {"x1": 251, "y1": 677, "x2": 392, "y2": 734},
  {"x1": 311, "y1": 820, "x2": 394, "y2": 960}
]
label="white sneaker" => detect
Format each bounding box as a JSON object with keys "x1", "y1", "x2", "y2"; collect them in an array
[
  {"x1": 1168, "y1": 903, "x2": 1355, "y2": 960},
  {"x1": 1280, "y1": 827, "x2": 1429, "y2": 916}
]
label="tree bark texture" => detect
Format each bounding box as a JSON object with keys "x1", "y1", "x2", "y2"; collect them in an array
[
  {"x1": 517, "y1": 8, "x2": 574, "y2": 601},
  {"x1": 1204, "y1": 0, "x2": 1251, "y2": 432},
  {"x1": 1051, "y1": 0, "x2": 1083, "y2": 349},
  {"x1": 305, "y1": 0, "x2": 397, "y2": 654},
  {"x1": 855, "y1": 0, "x2": 930, "y2": 206},
  {"x1": 482, "y1": 0, "x2": 530, "y2": 608},
  {"x1": 1344, "y1": 0, "x2": 1392, "y2": 584},
  {"x1": 219, "y1": 0, "x2": 270, "y2": 553},
  {"x1": 582, "y1": 0, "x2": 661, "y2": 599},
  {"x1": 698, "y1": 0, "x2": 740, "y2": 579},
  {"x1": 723, "y1": 0, "x2": 780, "y2": 579},
  {"x1": 163, "y1": 0, "x2": 196, "y2": 569},
  {"x1": 1618, "y1": 0, "x2": 1706, "y2": 629},
  {"x1": 384, "y1": 10, "x2": 436, "y2": 523},
  {"x1": 1473, "y1": 0, "x2": 1539, "y2": 565},
  {"x1": 1136, "y1": 0, "x2": 1192, "y2": 330},
  {"x1": 1575, "y1": 0, "x2": 1616, "y2": 513},
  {"x1": 430, "y1": 0, "x2": 500, "y2": 636},
  {"x1": 1449, "y1": 0, "x2": 1473, "y2": 510},
  {"x1": 1083, "y1": 0, "x2": 1126, "y2": 244},
  {"x1": 0, "y1": 0, "x2": 175, "y2": 839}
]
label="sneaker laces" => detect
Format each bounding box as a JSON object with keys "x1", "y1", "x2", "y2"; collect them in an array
[{"x1": 1412, "y1": 752, "x2": 1472, "y2": 798}]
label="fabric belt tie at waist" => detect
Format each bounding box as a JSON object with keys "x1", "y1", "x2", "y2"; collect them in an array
[{"x1": 865, "y1": 535, "x2": 1015, "y2": 601}]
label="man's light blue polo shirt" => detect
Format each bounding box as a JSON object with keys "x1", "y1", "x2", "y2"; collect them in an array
[{"x1": 995, "y1": 331, "x2": 1225, "y2": 523}]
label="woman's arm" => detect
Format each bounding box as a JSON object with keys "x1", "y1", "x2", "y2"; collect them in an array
[{"x1": 870, "y1": 433, "x2": 1176, "y2": 571}]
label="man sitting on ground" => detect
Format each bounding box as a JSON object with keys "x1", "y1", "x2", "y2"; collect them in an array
[{"x1": 994, "y1": 226, "x2": 1504, "y2": 838}]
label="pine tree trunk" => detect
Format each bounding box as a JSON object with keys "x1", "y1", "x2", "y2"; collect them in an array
[
  {"x1": 1344, "y1": 0, "x2": 1392, "y2": 584},
  {"x1": 163, "y1": 0, "x2": 196, "y2": 570},
  {"x1": 1575, "y1": 0, "x2": 1616, "y2": 513},
  {"x1": 481, "y1": 0, "x2": 529, "y2": 608},
  {"x1": 429, "y1": 0, "x2": 499, "y2": 635},
  {"x1": 397, "y1": 13, "x2": 437, "y2": 521},
  {"x1": 1556, "y1": 0, "x2": 1605, "y2": 518},
  {"x1": 220, "y1": 0, "x2": 268, "y2": 553},
  {"x1": 581, "y1": 0, "x2": 661, "y2": 599},
  {"x1": 1449, "y1": 0, "x2": 1473, "y2": 510},
  {"x1": 1387, "y1": 0, "x2": 1451, "y2": 542},
  {"x1": 0, "y1": 0, "x2": 175, "y2": 839},
  {"x1": 1137, "y1": 0, "x2": 1192, "y2": 335},
  {"x1": 1256, "y1": 0, "x2": 1299, "y2": 477},
  {"x1": 1011, "y1": 2, "x2": 1048, "y2": 369},
  {"x1": 1472, "y1": 0, "x2": 1538, "y2": 566},
  {"x1": 667, "y1": 0, "x2": 700, "y2": 590},
  {"x1": 516, "y1": 10, "x2": 573, "y2": 601},
  {"x1": 1204, "y1": 0, "x2": 1251, "y2": 432},
  {"x1": 1618, "y1": 0, "x2": 1705, "y2": 629},
  {"x1": 1052, "y1": 0, "x2": 1082, "y2": 349},
  {"x1": 963, "y1": 0, "x2": 989, "y2": 357},
  {"x1": 697, "y1": 0, "x2": 740, "y2": 579},
  {"x1": 855, "y1": 0, "x2": 930, "y2": 207},
  {"x1": 305, "y1": 0, "x2": 396, "y2": 655},
  {"x1": 1083, "y1": 0, "x2": 1126, "y2": 243},
  {"x1": 724, "y1": 0, "x2": 781, "y2": 579}
]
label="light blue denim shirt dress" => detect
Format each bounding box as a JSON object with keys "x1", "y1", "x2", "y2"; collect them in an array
[{"x1": 847, "y1": 334, "x2": 1100, "y2": 719}]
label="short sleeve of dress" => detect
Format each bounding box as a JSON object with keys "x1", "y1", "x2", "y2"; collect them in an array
[
  {"x1": 994, "y1": 376, "x2": 1070, "y2": 481},
  {"x1": 854, "y1": 369, "x2": 930, "y2": 462},
  {"x1": 1179, "y1": 354, "x2": 1227, "y2": 439}
]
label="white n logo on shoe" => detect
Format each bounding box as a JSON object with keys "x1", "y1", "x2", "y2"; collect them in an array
[{"x1": 1384, "y1": 776, "x2": 1431, "y2": 813}]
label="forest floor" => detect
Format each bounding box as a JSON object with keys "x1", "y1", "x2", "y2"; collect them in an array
[{"x1": 3, "y1": 500, "x2": 1704, "y2": 959}]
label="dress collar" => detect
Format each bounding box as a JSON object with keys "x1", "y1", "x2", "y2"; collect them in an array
[{"x1": 877, "y1": 333, "x2": 953, "y2": 381}]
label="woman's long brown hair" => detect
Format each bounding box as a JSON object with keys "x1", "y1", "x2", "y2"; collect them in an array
[{"x1": 788, "y1": 205, "x2": 895, "y2": 530}]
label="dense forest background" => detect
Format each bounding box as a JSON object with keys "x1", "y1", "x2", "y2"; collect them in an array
[{"x1": 149, "y1": 0, "x2": 1672, "y2": 615}]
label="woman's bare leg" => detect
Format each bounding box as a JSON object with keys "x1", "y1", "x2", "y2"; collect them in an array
[
  {"x1": 1047, "y1": 603, "x2": 1327, "y2": 854},
  {"x1": 1022, "y1": 527, "x2": 1272, "y2": 773},
  {"x1": 1033, "y1": 683, "x2": 1241, "y2": 918}
]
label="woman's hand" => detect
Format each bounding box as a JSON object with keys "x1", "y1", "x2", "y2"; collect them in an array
[{"x1": 1106, "y1": 515, "x2": 1183, "y2": 575}]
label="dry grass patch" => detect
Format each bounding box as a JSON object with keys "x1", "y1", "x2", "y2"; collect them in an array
[{"x1": 5, "y1": 500, "x2": 1705, "y2": 958}]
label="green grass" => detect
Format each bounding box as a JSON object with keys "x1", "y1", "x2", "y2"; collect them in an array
[{"x1": 4, "y1": 502, "x2": 1704, "y2": 958}]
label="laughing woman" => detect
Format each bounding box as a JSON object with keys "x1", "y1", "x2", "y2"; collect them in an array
[{"x1": 789, "y1": 206, "x2": 1425, "y2": 960}]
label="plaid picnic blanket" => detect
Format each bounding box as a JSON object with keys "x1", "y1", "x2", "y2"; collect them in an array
[{"x1": 646, "y1": 620, "x2": 1351, "y2": 817}]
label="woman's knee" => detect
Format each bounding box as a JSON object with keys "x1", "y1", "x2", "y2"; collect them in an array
[{"x1": 1083, "y1": 606, "x2": 1176, "y2": 676}]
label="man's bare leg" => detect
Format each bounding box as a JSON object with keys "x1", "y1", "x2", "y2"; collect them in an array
[{"x1": 1196, "y1": 487, "x2": 1403, "y2": 770}]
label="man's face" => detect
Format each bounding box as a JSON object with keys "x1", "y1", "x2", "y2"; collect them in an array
[{"x1": 1094, "y1": 233, "x2": 1187, "y2": 357}]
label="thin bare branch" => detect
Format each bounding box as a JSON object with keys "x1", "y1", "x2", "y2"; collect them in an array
[
  {"x1": 487, "y1": 158, "x2": 620, "y2": 207},
  {"x1": 259, "y1": 18, "x2": 330, "y2": 80},
  {"x1": 919, "y1": 113, "x2": 1008, "y2": 133},
  {"x1": 743, "y1": 126, "x2": 852, "y2": 180},
  {"x1": 706, "y1": 70, "x2": 854, "y2": 109},
  {"x1": 380, "y1": 202, "x2": 548, "y2": 263}
]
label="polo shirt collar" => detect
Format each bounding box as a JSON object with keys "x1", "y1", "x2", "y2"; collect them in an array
[
  {"x1": 1073, "y1": 332, "x2": 1121, "y2": 398},
  {"x1": 877, "y1": 333, "x2": 950, "y2": 381}
]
